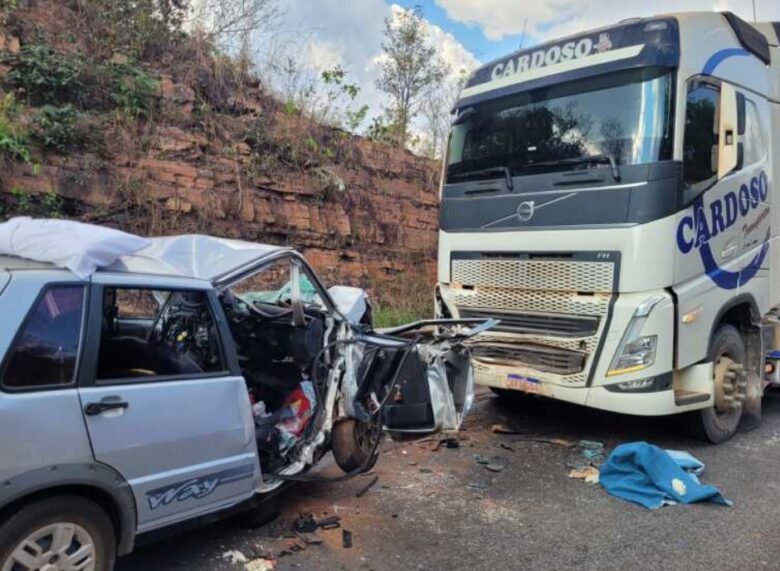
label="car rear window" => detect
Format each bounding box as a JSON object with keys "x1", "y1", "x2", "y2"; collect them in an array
[{"x1": 1, "y1": 285, "x2": 86, "y2": 389}]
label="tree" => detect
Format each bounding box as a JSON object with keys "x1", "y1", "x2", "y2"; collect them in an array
[
  {"x1": 376, "y1": 6, "x2": 449, "y2": 148},
  {"x1": 419, "y1": 68, "x2": 467, "y2": 158},
  {"x1": 189, "y1": 0, "x2": 281, "y2": 48}
]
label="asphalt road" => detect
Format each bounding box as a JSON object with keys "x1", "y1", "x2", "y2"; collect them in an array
[{"x1": 117, "y1": 389, "x2": 780, "y2": 571}]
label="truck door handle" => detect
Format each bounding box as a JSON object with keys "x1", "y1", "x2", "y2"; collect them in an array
[{"x1": 84, "y1": 399, "x2": 129, "y2": 416}]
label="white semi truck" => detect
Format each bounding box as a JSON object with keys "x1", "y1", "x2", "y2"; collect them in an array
[{"x1": 436, "y1": 12, "x2": 780, "y2": 442}]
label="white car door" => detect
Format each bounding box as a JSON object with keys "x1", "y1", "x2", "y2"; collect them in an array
[{"x1": 78, "y1": 274, "x2": 258, "y2": 533}]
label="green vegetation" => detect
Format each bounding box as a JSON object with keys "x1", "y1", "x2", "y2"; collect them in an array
[
  {"x1": 369, "y1": 266, "x2": 433, "y2": 328},
  {"x1": 5, "y1": 44, "x2": 84, "y2": 105},
  {"x1": 87, "y1": 0, "x2": 187, "y2": 60},
  {"x1": 104, "y1": 63, "x2": 159, "y2": 118},
  {"x1": 0, "y1": 94, "x2": 31, "y2": 162},
  {"x1": 373, "y1": 306, "x2": 430, "y2": 329},
  {"x1": 3, "y1": 188, "x2": 64, "y2": 219},
  {"x1": 32, "y1": 105, "x2": 95, "y2": 153},
  {"x1": 0, "y1": 0, "x2": 17, "y2": 21}
]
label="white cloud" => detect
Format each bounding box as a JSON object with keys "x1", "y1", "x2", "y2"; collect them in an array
[
  {"x1": 435, "y1": 0, "x2": 780, "y2": 42},
  {"x1": 255, "y1": 1, "x2": 478, "y2": 130}
]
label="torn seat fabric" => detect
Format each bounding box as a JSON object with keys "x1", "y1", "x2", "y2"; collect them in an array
[{"x1": 599, "y1": 442, "x2": 732, "y2": 509}]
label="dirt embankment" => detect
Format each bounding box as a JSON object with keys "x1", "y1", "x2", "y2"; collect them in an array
[{"x1": 0, "y1": 0, "x2": 440, "y2": 302}]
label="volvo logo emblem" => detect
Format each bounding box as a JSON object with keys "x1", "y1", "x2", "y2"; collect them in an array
[{"x1": 517, "y1": 201, "x2": 535, "y2": 222}]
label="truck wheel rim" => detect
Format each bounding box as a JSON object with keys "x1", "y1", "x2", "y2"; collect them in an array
[
  {"x1": 713, "y1": 356, "x2": 746, "y2": 416},
  {"x1": 3, "y1": 522, "x2": 96, "y2": 571}
]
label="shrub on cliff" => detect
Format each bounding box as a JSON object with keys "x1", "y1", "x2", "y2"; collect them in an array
[
  {"x1": 0, "y1": 93, "x2": 31, "y2": 163},
  {"x1": 32, "y1": 105, "x2": 98, "y2": 153},
  {"x1": 4, "y1": 44, "x2": 83, "y2": 105}
]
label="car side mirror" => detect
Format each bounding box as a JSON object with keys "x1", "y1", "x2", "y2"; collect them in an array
[{"x1": 718, "y1": 83, "x2": 739, "y2": 179}]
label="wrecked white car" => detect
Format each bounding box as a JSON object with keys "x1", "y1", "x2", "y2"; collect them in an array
[{"x1": 0, "y1": 219, "x2": 490, "y2": 571}]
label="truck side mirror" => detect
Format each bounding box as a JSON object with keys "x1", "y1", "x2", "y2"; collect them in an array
[{"x1": 718, "y1": 83, "x2": 739, "y2": 179}]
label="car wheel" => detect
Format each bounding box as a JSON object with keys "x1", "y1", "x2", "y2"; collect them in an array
[
  {"x1": 0, "y1": 496, "x2": 116, "y2": 571},
  {"x1": 690, "y1": 324, "x2": 747, "y2": 443},
  {"x1": 331, "y1": 418, "x2": 381, "y2": 473}
]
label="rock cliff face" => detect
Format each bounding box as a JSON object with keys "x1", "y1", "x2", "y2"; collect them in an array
[{"x1": 0, "y1": 2, "x2": 441, "y2": 298}]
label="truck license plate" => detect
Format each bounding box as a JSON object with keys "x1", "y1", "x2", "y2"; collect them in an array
[{"x1": 505, "y1": 373, "x2": 545, "y2": 395}]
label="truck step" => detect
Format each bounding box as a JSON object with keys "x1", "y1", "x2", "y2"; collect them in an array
[{"x1": 674, "y1": 390, "x2": 710, "y2": 406}]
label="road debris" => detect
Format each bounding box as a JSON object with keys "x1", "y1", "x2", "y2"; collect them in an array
[
  {"x1": 567, "y1": 440, "x2": 606, "y2": 470},
  {"x1": 485, "y1": 455, "x2": 509, "y2": 472},
  {"x1": 244, "y1": 558, "x2": 276, "y2": 571},
  {"x1": 292, "y1": 512, "x2": 341, "y2": 533},
  {"x1": 355, "y1": 475, "x2": 379, "y2": 497},
  {"x1": 568, "y1": 466, "x2": 600, "y2": 484},
  {"x1": 222, "y1": 550, "x2": 249, "y2": 565},
  {"x1": 492, "y1": 425, "x2": 575, "y2": 447}
]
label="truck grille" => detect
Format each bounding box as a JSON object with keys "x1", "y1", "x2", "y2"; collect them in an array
[
  {"x1": 452, "y1": 256, "x2": 614, "y2": 292},
  {"x1": 443, "y1": 251, "x2": 619, "y2": 388},
  {"x1": 471, "y1": 343, "x2": 586, "y2": 375},
  {"x1": 458, "y1": 307, "x2": 599, "y2": 338}
]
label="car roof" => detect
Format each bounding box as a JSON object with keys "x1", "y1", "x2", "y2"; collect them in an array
[{"x1": 0, "y1": 234, "x2": 293, "y2": 282}]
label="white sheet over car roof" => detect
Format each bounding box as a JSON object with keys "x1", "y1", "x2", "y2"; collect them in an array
[
  {"x1": 0, "y1": 218, "x2": 289, "y2": 281},
  {"x1": 110, "y1": 235, "x2": 289, "y2": 282}
]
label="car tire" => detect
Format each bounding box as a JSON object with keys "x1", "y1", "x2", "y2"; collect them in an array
[
  {"x1": 331, "y1": 418, "x2": 381, "y2": 473},
  {"x1": 0, "y1": 495, "x2": 116, "y2": 571},
  {"x1": 690, "y1": 324, "x2": 746, "y2": 444}
]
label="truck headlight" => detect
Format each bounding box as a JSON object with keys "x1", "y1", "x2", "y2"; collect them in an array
[
  {"x1": 608, "y1": 335, "x2": 658, "y2": 376},
  {"x1": 606, "y1": 295, "x2": 665, "y2": 377}
]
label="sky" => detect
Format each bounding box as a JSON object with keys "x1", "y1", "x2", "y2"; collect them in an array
[{"x1": 261, "y1": 0, "x2": 780, "y2": 133}]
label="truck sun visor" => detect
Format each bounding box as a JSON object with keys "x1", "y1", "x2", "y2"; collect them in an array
[
  {"x1": 0, "y1": 217, "x2": 150, "y2": 278},
  {"x1": 722, "y1": 12, "x2": 771, "y2": 65}
]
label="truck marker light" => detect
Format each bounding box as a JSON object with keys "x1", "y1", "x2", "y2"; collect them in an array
[{"x1": 681, "y1": 306, "x2": 702, "y2": 324}]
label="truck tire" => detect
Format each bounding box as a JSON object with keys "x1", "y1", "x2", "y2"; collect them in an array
[
  {"x1": 0, "y1": 495, "x2": 116, "y2": 571},
  {"x1": 690, "y1": 324, "x2": 746, "y2": 444},
  {"x1": 331, "y1": 418, "x2": 381, "y2": 473}
]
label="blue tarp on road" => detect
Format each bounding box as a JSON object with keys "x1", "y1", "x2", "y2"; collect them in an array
[{"x1": 599, "y1": 442, "x2": 732, "y2": 509}]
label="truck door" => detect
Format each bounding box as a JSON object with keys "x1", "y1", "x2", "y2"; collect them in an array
[
  {"x1": 78, "y1": 276, "x2": 258, "y2": 532},
  {"x1": 673, "y1": 76, "x2": 771, "y2": 369}
]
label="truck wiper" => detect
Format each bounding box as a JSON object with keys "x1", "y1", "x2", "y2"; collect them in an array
[
  {"x1": 528, "y1": 154, "x2": 621, "y2": 182},
  {"x1": 449, "y1": 166, "x2": 514, "y2": 191}
]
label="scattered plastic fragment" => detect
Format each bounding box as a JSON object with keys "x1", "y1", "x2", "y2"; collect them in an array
[
  {"x1": 222, "y1": 550, "x2": 249, "y2": 565},
  {"x1": 568, "y1": 466, "x2": 600, "y2": 484},
  {"x1": 291, "y1": 512, "x2": 317, "y2": 534},
  {"x1": 485, "y1": 455, "x2": 509, "y2": 472},
  {"x1": 245, "y1": 558, "x2": 275, "y2": 571},
  {"x1": 567, "y1": 439, "x2": 606, "y2": 470},
  {"x1": 317, "y1": 516, "x2": 341, "y2": 530}
]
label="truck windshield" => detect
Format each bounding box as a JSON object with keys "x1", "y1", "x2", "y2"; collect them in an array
[{"x1": 446, "y1": 67, "x2": 674, "y2": 183}]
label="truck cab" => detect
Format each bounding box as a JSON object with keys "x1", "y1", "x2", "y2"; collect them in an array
[{"x1": 437, "y1": 12, "x2": 780, "y2": 442}]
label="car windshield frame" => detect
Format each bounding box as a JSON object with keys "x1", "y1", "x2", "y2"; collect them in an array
[{"x1": 445, "y1": 66, "x2": 676, "y2": 183}]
